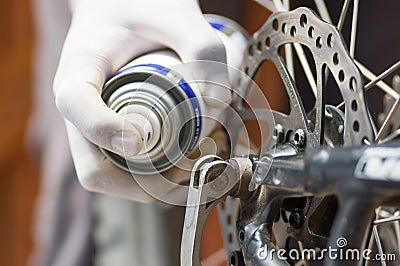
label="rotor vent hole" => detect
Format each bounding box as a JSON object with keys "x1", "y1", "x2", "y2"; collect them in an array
[
  {"x1": 316, "y1": 36, "x2": 322, "y2": 48},
  {"x1": 327, "y1": 33, "x2": 334, "y2": 47},
  {"x1": 300, "y1": 14, "x2": 307, "y2": 27},
  {"x1": 351, "y1": 100, "x2": 358, "y2": 111},
  {"x1": 273, "y1": 19, "x2": 279, "y2": 31},
  {"x1": 282, "y1": 23, "x2": 287, "y2": 34},
  {"x1": 227, "y1": 215, "x2": 232, "y2": 225},
  {"x1": 265, "y1": 37, "x2": 271, "y2": 48},
  {"x1": 238, "y1": 230, "x2": 245, "y2": 242},
  {"x1": 308, "y1": 26, "x2": 315, "y2": 38},
  {"x1": 333, "y1": 53, "x2": 339, "y2": 65},
  {"x1": 248, "y1": 45, "x2": 254, "y2": 56},
  {"x1": 230, "y1": 254, "x2": 237, "y2": 266},
  {"x1": 228, "y1": 233, "x2": 234, "y2": 243},
  {"x1": 290, "y1": 26, "x2": 297, "y2": 37},
  {"x1": 257, "y1": 41, "x2": 263, "y2": 52},
  {"x1": 353, "y1": 120, "x2": 360, "y2": 132},
  {"x1": 338, "y1": 70, "x2": 345, "y2": 82},
  {"x1": 349, "y1": 77, "x2": 357, "y2": 91}
]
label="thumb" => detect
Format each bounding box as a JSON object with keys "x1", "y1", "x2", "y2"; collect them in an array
[{"x1": 54, "y1": 52, "x2": 144, "y2": 157}]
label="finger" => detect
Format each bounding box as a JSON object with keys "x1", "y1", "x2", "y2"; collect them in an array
[{"x1": 54, "y1": 26, "x2": 161, "y2": 156}]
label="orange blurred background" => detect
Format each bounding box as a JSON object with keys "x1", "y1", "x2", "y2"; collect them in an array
[{"x1": 0, "y1": 1, "x2": 39, "y2": 266}]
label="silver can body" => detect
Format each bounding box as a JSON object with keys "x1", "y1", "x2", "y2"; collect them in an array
[{"x1": 100, "y1": 15, "x2": 248, "y2": 175}]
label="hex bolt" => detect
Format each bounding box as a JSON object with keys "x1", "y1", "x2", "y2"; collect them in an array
[
  {"x1": 338, "y1": 124, "x2": 344, "y2": 134},
  {"x1": 293, "y1": 129, "x2": 306, "y2": 148},
  {"x1": 273, "y1": 124, "x2": 285, "y2": 143},
  {"x1": 289, "y1": 209, "x2": 304, "y2": 229},
  {"x1": 230, "y1": 250, "x2": 245, "y2": 266}
]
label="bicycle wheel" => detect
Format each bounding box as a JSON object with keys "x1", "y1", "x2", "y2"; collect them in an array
[{"x1": 227, "y1": 1, "x2": 400, "y2": 265}]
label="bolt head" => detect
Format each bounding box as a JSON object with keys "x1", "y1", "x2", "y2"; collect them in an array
[
  {"x1": 273, "y1": 124, "x2": 285, "y2": 143},
  {"x1": 289, "y1": 209, "x2": 304, "y2": 229},
  {"x1": 293, "y1": 129, "x2": 306, "y2": 148},
  {"x1": 338, "y1": 124, "x2": 344, "y2": 134}
]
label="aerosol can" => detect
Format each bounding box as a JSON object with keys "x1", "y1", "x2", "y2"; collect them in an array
[{"x1": 100, "y1": 15, "x2": 248, "y2": 175}]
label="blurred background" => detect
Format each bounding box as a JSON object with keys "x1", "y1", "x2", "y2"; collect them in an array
[
  {"x1": 7, "y1": 0, "x2": 398, "y2": 265},
  {"x1": 0, "y1": 0, "x2": 38, "y2": 266}
]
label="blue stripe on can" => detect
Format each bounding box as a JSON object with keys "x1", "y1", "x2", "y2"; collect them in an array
[
  {"x1": 178, "y1": 79, "x2": 202, "y2": 153},
  {"x1": 114, "y1": 63, "x2": 169, "y2": 77},
  {"x1": 209, "y1": 21, "x2": 225, "y2": 31}
]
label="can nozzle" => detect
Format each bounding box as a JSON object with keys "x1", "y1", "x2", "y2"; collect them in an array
[{"x1": 118, "y1": 105, "x2": 161, "y2": 155}]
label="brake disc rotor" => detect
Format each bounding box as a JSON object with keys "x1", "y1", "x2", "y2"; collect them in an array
[
  {"x1": 236, "y1": 7, "x2": 374, "y2": 148},
  {"x1": 234, "y1": 6, "x2": 375, "y2": 250}
]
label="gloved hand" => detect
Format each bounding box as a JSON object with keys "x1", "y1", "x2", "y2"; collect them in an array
[{"x1": 53, "y1": 0, "x2": 231, "y2": 202}]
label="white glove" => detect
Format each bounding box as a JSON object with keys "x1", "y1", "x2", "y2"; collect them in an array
[{"x1": 53, "y1": 0, "x2": 231, "y2": 202}]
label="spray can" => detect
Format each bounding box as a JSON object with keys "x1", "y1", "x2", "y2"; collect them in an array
[{"x1": 100, "y1": 15, "x2": 248, "y2": 175}]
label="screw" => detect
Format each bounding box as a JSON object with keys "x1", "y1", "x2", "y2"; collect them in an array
[
  {"x1": 230, "y1": 251, "x2": 245, "y2": 266},
  {"x1": 293, "y1": 129, "x2": 306, "y2": 148},
  {"x1": 338, "y1": 124, "x2": 344, "y2": 134},
  {"x1": 273, "y1": 124, "x2": 285, "y2": 143},
  {"x1": 238, "y1": 229, "x2": 245, "y2": 242},
  {"x1": 289, "y1": 209, "x2": 304, "y2": 229}
]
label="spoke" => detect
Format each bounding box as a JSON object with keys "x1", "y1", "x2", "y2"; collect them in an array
[
  {"x1": 381, "y1": 128, "x2": 400, "y2": 143},
  {"x1": 337, "y1": 0, "x2": 351, "y2": 31},
  {"x1": 395, "y1": 220, "x2": 400, "y2": 251},
  {"x1": 314, "y1": 0, "x2": 332, "y2": 23},
  {"x1": 355, "y1": 60, "x2": 400, "y2": 99},
  {"x1": 374, "y1": 215, "x2": 400, "y2": 225},
  {"x1": 283, "y1": 0, "x2": 289, "y2": 11},
  {"x1": 284, "y1": 44, "x2": 294, "y2": 79},
  {"x1": 273, "y1": 0, "x2": 286, "y2": 11},
  {"x1": 295, "y1": 261, "x2": 306, "y2": 266},
  {"x1": 365, "y1": 231, "x2": 374, "y2": 266},
  {"x1": 373, "y1": 226, "x2": 387, "y2": 266},
  {"x1": 367, "y1": 109, "x2": 378, "y2": 136},
  {"x1": 365, "y1": 60, "x2": 400, "y2": 90},
  {"x1": 293, "y1": 43, "x2": 318, "y2": 97},
  {"x1": 379, "y1": 209, "x2": 393, "y2": 218},
  {"x1": 297, "y1": 241, "x2": 310, "y2": 266},
  {"x1": 349, "y1": 0, "x2": 359, "y2": 58},
  {"x1": 376, "y1": 97, "x2": 400, "y2": 142},
  {"x1": 337, "y1": 60, "x2": 400, "y2": 109}
]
